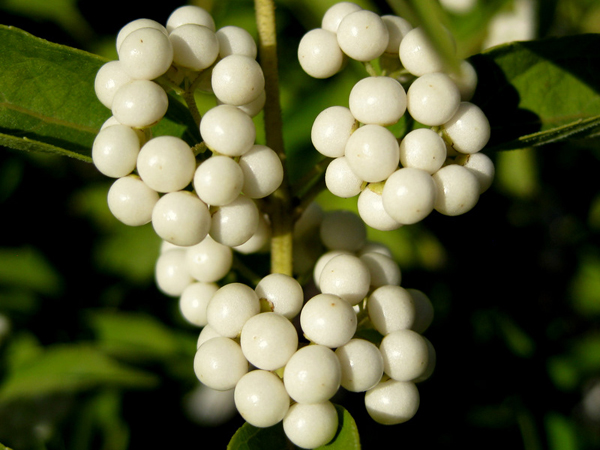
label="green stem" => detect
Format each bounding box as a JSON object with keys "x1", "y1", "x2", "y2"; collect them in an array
[{"x1": 255, "y1": 0, "x2": 294, "y2": 277}]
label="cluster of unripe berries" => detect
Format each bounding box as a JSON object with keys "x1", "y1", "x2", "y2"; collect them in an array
[
  {"x1": 90, "y1": 3, "x2": 441, "y2": 449},
  {"x1": 300, "y1": 1, "x2": 495, "y2": 231},
  {"x1": 92, "y1": 5, "x2": 278, "y2": 250},
  {"x1": 161, "y1": 204, "x2": 435, "y2": 449}
]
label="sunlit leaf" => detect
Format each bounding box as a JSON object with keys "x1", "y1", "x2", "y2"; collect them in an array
[
  {"x1": 470, "y1": 34, "x2": 600, "y2": 150},
  {"x1": 0, "y1": 25, "x2": 200, "y2": 162}
]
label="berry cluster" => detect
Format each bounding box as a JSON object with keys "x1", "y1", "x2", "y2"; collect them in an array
[
  {"x1": 185, "y1": 205, "x2": 435, "y2": 449},
  {"x1": 90, "y1": 3, "x2": 439, "y2": 449},
  {"x1": 300, "y1": 1, "x2": 495, "y2": 231},
  {"x1": 92, "y1": 5, "x2": 278, "y2": 249}
]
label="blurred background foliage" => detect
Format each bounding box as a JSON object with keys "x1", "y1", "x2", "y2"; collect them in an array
[{"x1": 1, "y1": 0, "x2": 600, "y2": 449}]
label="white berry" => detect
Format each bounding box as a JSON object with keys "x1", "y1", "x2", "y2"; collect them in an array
[
  {"x1": 335, "y1": 338, "x2": 384, "y2": 392},
  {"x1": 234, "y1": 370, "x2": 290, "y2": 428},
  {"x1": 365, "y1": 379, "x2": 420, "y2": 424},
  {"x1": 283, "y1": 402, "x2": 338, "y2": 449},
  {"x1": 107, "y1": 174, "x2": 159, "y2": 226},
  {"x1": 194, "y1": 336, "x2": 248, "y2": 390},
  {"x1": 349, "y1": 76, "x2": 406, "y2": 126},
  {"x1": 298, "y1": 28, "x2": 346, "y2": 79},
  {"x1": 300, "y1": 293, "x2": 357, "y2": 348},
  {"x1": 337, "y1": 10, "x2": 389, "y2": 62},
  {"x1": 151, "y1": 190, "x2": 211, "y2": 246},
  {"x1": 406, "y1": 72, "x2": 461, "y2": 126}
]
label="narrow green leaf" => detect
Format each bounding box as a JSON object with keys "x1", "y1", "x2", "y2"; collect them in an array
[
  {"x1": 318, "y1": 405, "x2": 361, "y2": 450},
  {"x1": 87, "y1": 310, "x2": 194, "y2": 362},
  {"x1": 0, "y1": 443, "x2": 15, "y2": 450},
  {"x1": 0, "y1": 25, "x2": 201, "y2": 162},
  {"x1": 469, "y1": 34, "x2": 600, "y2": 150},
  {"x1": 0, "y1": 343, "x2": 158, "y2": 403}
]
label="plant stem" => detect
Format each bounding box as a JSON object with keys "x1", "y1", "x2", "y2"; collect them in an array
[{"x1": 255, "y1": 0, "x2": 294, "y2": 277}]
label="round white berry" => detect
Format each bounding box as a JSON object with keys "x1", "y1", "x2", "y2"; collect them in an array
[
  {"x1": 380, "y1": 329, "x2": 430, "y2": 382},
  {"x1": 297, "y1": 28, "x2": 346, "y2": 79},
  {"x1": 92, "y1": 124, "x2": 140, "y2": 178},
  {"x1": 211, "y1": 54, "x2": 265, "y2": 106},
  {"x1": 448, "y1": 59, "x2": 478, "y2": 101},
  {"x1": 240, "y1": 312, "x2": 298, "y2": 370},
  {"x1": 357, "y1": 187, "x2": 403, "y2": 231},
  {"x1": 234, "y1": 370, "x2": 290, "y2": 428},
  {"x1": 107, "y1": 174, "x2": 159, "y2": 226},
  {"x1": 365, "y1": 379, "x2": 420, "y2": 424},
  {"x1": 407, "y1": 288, "x2": 434, "y2": 334},
  {"x1": 367, "y1": 285, "x2": 416, "y2": 335},
  {"x1": 381, "y1": 15, "x2": 413, "y2": 54},
  {"x1": 169, "y1": 24, "x2": 220, "y2": 71},
  {"x1": 382, "y1": 167, "x2": 437, "y2": 224},
  {"x1": 283, "y1": 344, "x2": 341, "y2": 404},
  {"x1": 313, "y1": 250, "x2": 353, "y2": 290},
  {"x1": 137, "y1": 135, "x2": 195, "y2": 193},
  {"x1": 321, "y1": 2, "x2": 363, "y2": 33},
  {"x1": 349, "y1": 76, "x2": 407, "y2": 126},
  {"x1": 155, "y1": 247, "x2": 192, "y2": 297},
  {"x1": 344, "y1": 124, "x2": 400, "y2": 183},
  {"x1": 335, "y1": 338, "x2": 384, "y2": 392},
  {"x1": 311, "y1": 106, "x2": 358, "y2": 158},
  {"x1": 166, "y1": 5, "x2": 216, "y2": 32},
  {"x1": 300, "y1": 293, "x2": 357, "y2": 348},
  {"x1": 407, "y1": 72, "x2": 461, "y2": 126},
  {"x1": 320, "y1": 209, "x2": 367, "y2": 252},
  {"x1": 357, "y1": 241, "x2": 393, "y2": 258},
  {"x1": 200, "y1": 104, "x2": 256, "y2": 156},
  {"x1": 152, "y1": 190, "x2": 211, "y2": 246},
  {"x1": 442, "y1": 102, "x2": 491, "y2": 154},
  {"x1": 209, "y1": 195, "x2": 259, "y2": 247},
  {"x1": 119, "y1": 27, "x2": 173, "y2": 80},
  {"x1": 432, "y1": 163, "x2": 480, "y2": 216},
  {"x1": 238, "y1": 145, "x2": 284, "y2": 199},
  {"x1": 399, "y1": 128, "x2": 447, "y2": 174},
  {"x1": 462, "y1": 152, "x2": 495, "y2": 193},
  {"x1": 116, "y1": 18, "x2": 168, "y2": 54},
  {"x1": 206, "y1": 282, "x2": 260, "y2": 338},
  {"x1": 94, "y1": 60, "x2": 133, "y2": 109},
  {"x1": 325, "y1": 156, "x2": 364, "y2": 198},
  {"x1": 319, "y1": 254, "x2": 371, "y2": 306},
  {"x1": 111, "y1": 79, "x2": 168, "y2": 128},
  {"x1": 179, "y1": 281, "x2": 219, "y2": 327},
  {"x1": 255, "y1": 273, "x2": 304, "y2": 320},
  {"x1": 232, "y1": 213, "x2": 271, "y2": 254},
  {"x1": 359, "y1": 251, "x2": 402, "y2": 288},
  {"x1": 216, "y1": 25, "x2": 257, "y2": 59},
  {"x1": 197, "y1": 324, "x2": 222, "y2": 348},
  {"x1": 193, "y1": 155, "x2": 244, "y2": 206},
  {"x1": 399, "y1": 26, "x2": 454, "y2": 76},
  {"x1": 186, "y1": 235, "x2": 233, "y2": 283},
  {"x1": 337, "y1": 10, "x2": 389, "y2": 62},
  {"x1": 233, "y1": 89, "x2": 266, "y2": 117},
  {"x1": 283, "y1": 402, "x2": 338, "y2": 449},
  {"x1": 194, "y1": 336, "x2": 248, "y2": 390}
]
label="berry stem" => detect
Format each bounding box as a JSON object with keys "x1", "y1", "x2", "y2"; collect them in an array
[{"x1": 255, "y1": 0, "x2": 294, "y2": 277}]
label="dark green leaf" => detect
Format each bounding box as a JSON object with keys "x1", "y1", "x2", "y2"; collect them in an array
[
  {"x1": 87, "y1": 310, "x2": 195, "y2": 362},
  {"x1": 0, "y1": 443, "x2": 14, "y2": 450},
  {"x1": 0, "y1": 343, "x2": 158, "y2": 403},
  {"x1": 0, "y1": 25, "x2": 200, "y2": 162},
  {"x1": 470, "y1": 34, "x2": 600, "y2": 151}
]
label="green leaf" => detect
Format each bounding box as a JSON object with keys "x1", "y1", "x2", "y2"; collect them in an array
[
  {"x1": 0, "y1": 25, "x2": 200, "y2": 162},
  {"x1": 0, "y1": 343, "x2": 158, "y2": 403},
  {"x1": 469, "y1": 34, "x2": 600, "y2": 151},
  {"x1": 0, "y1": 246, "x2": 63, "y2": 296},
  {"x1": 0, "y1": 443, "x2": 15, "y2": 450},
  {"x1": 87, "y1": 310, "x2": 195, "y2": 362},
  {"x1": 227, "y1": 404, "x2": 360, "y2": 450}
]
